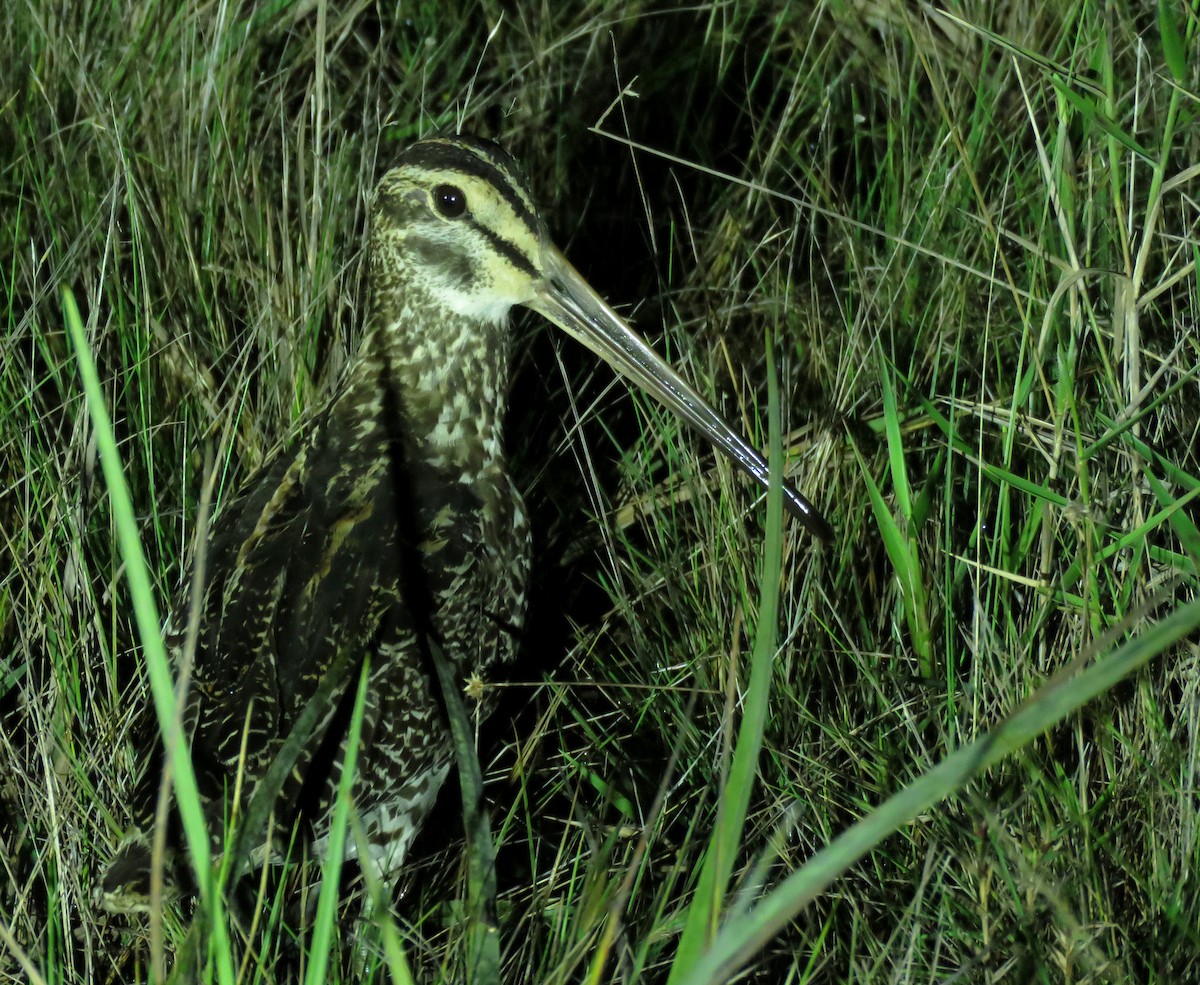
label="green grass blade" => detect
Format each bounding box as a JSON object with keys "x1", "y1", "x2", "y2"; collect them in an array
[
  {"x1": 63, "y1": 287, "x2": 235, "y2": 985},
  {"x1": 666, "y1": 334, "x2": 785, "y2": 983},
  {"x1": 854, "y1": 442, "x2": 932, "y2": 675},
  {"x1": 1158, "y1": 0, "x2": 1188, "y2": 83},
  {"x1": 305, "y1": 656, "x2": 372, "y2": 985},
  {"x1": 1052, "y1": 78, "x2": 1155, "y2": 160},
  {"x1": 878, "y1": 353, "x2": 912, "y2": 518}
]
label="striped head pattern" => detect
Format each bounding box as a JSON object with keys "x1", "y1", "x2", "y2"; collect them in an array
[
  {"x1": 370, "y1": 134, "x2": 546, "y2": 326},
  {"x1": 367, "y1": 132, "x2": 834, "y2": 541}
]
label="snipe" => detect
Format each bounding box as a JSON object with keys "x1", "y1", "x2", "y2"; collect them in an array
[{"x1": 99, "y1": 133, "x2": 832, "y2": 912}]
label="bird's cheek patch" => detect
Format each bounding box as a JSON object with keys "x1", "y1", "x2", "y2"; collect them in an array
[{"x1": 405, "y1": 235, "x2": 475, "y2": 292}]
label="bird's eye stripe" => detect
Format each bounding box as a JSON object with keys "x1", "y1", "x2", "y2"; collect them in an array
[
  {"x1": 401, "y1": 143, "x2": 539, "y2": 233},
  {"x1": 467, "y1": 218, "x2": 539, "y2": 279}
]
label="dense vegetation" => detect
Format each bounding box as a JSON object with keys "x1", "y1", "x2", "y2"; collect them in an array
[{"x1": 3, "y1": 2, "x2": 1199, "y2": 982}]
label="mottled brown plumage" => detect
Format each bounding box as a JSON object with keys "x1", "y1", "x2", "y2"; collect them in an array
[{"x1": 100, "y1": 133, "x2": 830, "y2": 913}]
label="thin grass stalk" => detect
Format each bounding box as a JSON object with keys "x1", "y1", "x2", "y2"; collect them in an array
[{"x1": 430, "y1": 637, "x2": 501, "y2": 985}]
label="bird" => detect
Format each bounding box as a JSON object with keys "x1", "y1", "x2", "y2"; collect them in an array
[{"x1": 98, "y1": 132, "x2": 833, "y2": 914}]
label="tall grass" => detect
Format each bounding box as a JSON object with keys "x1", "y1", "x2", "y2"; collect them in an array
[{"x1": 3, "y1": 1, "x2": 1199, "y2": 982}]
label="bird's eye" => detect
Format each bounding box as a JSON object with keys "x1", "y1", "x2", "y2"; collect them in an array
[{"x1": 432, "y1": 184, "x2": 467, "y2": 218}]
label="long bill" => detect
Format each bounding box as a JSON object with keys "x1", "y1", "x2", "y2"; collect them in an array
[{"x1": 529, "y1": 243, "x2": 834, "y2": 544}]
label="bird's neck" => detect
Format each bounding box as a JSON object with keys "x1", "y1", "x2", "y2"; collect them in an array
[{"x1": 339, "y1": 296, "x2": 512, "y2": 487}]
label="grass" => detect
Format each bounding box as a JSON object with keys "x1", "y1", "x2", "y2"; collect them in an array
[{"x1": 3, "y1": 0, "x2": 1200, "y2": 982}]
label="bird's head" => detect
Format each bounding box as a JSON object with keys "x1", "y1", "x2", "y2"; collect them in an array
[{"x1": 368, "y1": 133, "x2": 832, "y2": 541}]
